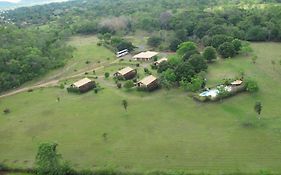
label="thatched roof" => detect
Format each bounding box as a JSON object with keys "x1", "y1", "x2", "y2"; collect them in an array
[
  {"x1": 231, "y1": 80, "x2": 243, "y2": 85},
  {"x1": 154, "y1": 57, "x2": 168, "y2": 64},
  {"x1": 73, "y1": 78, "x2": 92, "y2": 88},
  {"x1": 138, "y1": 75, "x2": 157, "y2": 86},
  {"x1": 133, "y1": 51, "x2": 158, "y2": 59},
  {"x1": 117, "y1": 67, "x2": 134, "y2": 76}
]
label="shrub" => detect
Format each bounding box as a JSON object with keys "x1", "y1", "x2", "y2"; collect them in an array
[
  {"x1": 104, "y1": 72, "x2": 110, "y2": 78},
  {"x1": 147, "y1": 36, "x2": 162, "y2": 47},
  {"x1": 67, "y1": 87, "x2": 80, "y2": 93},
  {"x1": 27, "y1": 89, "x2": 33, "y2": 92},
  {"x1": 3, "y1": 108, "x2": 10, "y2": 114},
  {"x1": 218, "y1": 42, "x2": 236, "y2": 58},
  {"x1": 124, "y1": 80, "x2": 134, "y2": 89},
  {"x1": 144, "y1": 68, "x2": 151, "y2": 74},
  {"x1": 59, "y1": 84, "x2": 65, "y2": 89},
  {"x1": 85, "y1": 60, "x2": 90, "y2": 64},
  {"x1": 0, "y1": 163, "x2": 8, "y2": 171},
  {"x1": 203, "y1": 46, "x2": 217, "y2": 62},
  {"x1": 136, "y1": 63, "x2": 140, "y2": 67},
  {"x1": 97, "y1": 42, "x2": 102, "y2": 46},
  {"x1": 245, "y1": 79, "x2": 259, "y2": 92},
  {"x1": 117, "y1": 82, "x2": 122, "y2": 89},
  {"x1": 94, "y1": 89, "x2": 99, "y2": 94}
]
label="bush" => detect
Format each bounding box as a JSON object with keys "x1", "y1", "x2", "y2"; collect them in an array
[
  {"x1": 59, "y1": 84, "x2": 65, "y2": 89},
  {"x1": 104, "y1": 72, "x2": 110, "y2": 78},
  {"x1": 3, "y1": 108, "x2": 10, "y2": 114},
  {"x1": 117, "y1": 82, "x2": 122, "y2": 89},
  {"x1": 144, "y1": 68, "x2": 151, "y2": 75},
  {"x1": 97, "y1": 42, "x2": 102, "y2": 46},
  {"x1": 67, "y1": 87, "x2": 80, "y2": 93},
  {"x1": 124, "y1": 80, "x2": 135, "y2": 89},
  {"x1": 203, "y1": 46, "x2": 217, "y2": 62},
  {"x1": 27, "y1": 89, "x2": 33, "y2": 92},
  {"x1": 147, "y1": 36, "x2": 162, "y2": 47},
  {"x1": 245, "y1": 79, "x2": 259, "y2": 93},
  {"x1": 0, "y1": 163, "x2": 8, "y2": 171},
  {"x1": 218, "y1": 42, "x2": 236, "y2": 58}
]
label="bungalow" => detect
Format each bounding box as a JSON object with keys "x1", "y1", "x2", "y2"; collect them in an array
[
  {"x1": 71, "y1": 78, "x2": 95, "y2": 93},
  {"x1": 133, "y1": 51, "x2": 158, "y2": 61},
  {"x1": 137, "y1": 75, "x2": 158, "y2": 90},
  {"x1": 231, "y1": 80, "x2": 243, "y2": 86},
  {"x1": 154, "y1": 57, "x2": 168, "y2": 66},
  {"x1": 114, "y1": 67, "x2": 137, "y2": 80}
]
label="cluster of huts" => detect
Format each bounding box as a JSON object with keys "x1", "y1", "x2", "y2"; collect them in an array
[
  {"x1": 69, "y1": 50, "x2": 168, "y2": 93},
  {"x1": 113, "y1": 67, "x2": 159, "y2": 90}
]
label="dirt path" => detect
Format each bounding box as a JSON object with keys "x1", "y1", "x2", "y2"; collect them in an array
[{"x1": 0, "y1": 59, "x2": 120, "y2": 99}]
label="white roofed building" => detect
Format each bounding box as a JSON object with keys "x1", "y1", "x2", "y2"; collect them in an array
[{"x1": 133, "y1": 51, "x2": 159, "y2": 61}]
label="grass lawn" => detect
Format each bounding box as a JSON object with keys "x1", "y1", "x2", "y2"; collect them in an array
[{"x1": 1, "y1": 41, "x2": 281, "y2": 174}]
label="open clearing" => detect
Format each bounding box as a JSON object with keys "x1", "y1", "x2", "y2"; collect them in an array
[{"x1": 0, "y1": 36, "x2": 281, "y2": 174}]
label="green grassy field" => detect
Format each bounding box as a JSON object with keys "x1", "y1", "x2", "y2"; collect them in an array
[{"x1": 1, "y1": 39, "x2": 281, "y2": 174}]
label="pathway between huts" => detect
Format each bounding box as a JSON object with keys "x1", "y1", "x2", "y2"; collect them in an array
[{"x1": 0, "y1": 59, "x2": 120, "y2": 99}]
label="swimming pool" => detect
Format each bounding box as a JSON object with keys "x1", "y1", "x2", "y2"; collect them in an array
[
  {"x1": 199, "y1": 89, "x2": 219, "y2": 98},
  {"x1": 199, "y1": 86, "x2": 232, "y2": 98}
]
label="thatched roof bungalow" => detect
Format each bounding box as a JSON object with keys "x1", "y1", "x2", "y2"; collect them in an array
[
  {"x1": 137, "y1": 75, "x2": 158, "y2": 90},
  {"x1": 71, "y1": 78, "x2": 95, "y2": 93},
  {"x1": 114, "y1": 67, "x2": 137, "y2": 80}
]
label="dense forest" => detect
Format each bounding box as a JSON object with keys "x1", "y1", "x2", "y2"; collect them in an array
[
  {"x1": 0, "y1": 26, "x2": 73, "y2": 92},
  {"x1": 0, "y1": 0, "x2": 281, "y2": 92}
]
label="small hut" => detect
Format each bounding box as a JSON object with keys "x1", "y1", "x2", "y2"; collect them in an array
[
  {"x1": 137, "y1": 75, "x2": 158, "y2": 90},
  {"x1": 114, "y1": 67, "x2": 137, "y2": 80},
  {"x1": 71, "y1": 78, "x2": 95, "y2": 93},
  {"x1": 154, "y1": 57, "x2": 168, "y2": 66}
]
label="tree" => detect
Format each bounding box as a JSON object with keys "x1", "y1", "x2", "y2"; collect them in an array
[
  {"x1": 181, "y1": 76, "x2": 204, "y2": 92},
  {"x1": 182, "y1": 49, "x2": 200, "y2": 61},
  {"x1": 169, "y1": 38, "x2": 182, "y2": 52},
  {"x1": 245, "y1": 79, "x2": 259, "y2": 93},
  {"x1": 122, "y1": 100, "x2": 128, "y2": 111},
  {"x1": 252, "y1": 55, "x2": 258, "y2": 64},
  {"x1": 232, "y1": 39, "x2": 242, "y2": 53},
  {"x1": 240, "y1": 42, "x2": 253, "y2": 56},
  {"x1": 104, "y1": 72, "x2": 110, "y2": 78},
  {"x1": 175, "y1": 62, "x2": 195, "y2": 82},
  {"x1": 124, "y1": 80, "x2": 134, "y2": 90},
  {"x1": 188, "y1": 54, "x2": 208, "y2": 73},
  {"x1": 246, "y1": 26, "x2": 267, "y2": 41},
  {"x1": 208, "y1": 35, "x2": 233, "y2": 48},
  {"x1": 218, "y1": 42, "x2": 236, "y2": 58},
  {"x1": 35, "y1": 143, "x2": 72, "y2": 175},
  {"x1": 147, "y1": 36, "x2": 162, "y2": 47},
  {"x1": 160, "y1": 68, "x2": 177, "y2": 89},
  {"x1": 176, "y1": 41, "x2": 197, "y2": 57},
  {"x1": 157, "y1": 61, "x2": 171, "y2": 73},
  {"x1": 254, "y1": 102, "x2": 262, "y2": 118},
  {"x1": 203, "y1": 46, "x2": 217, "y2": 62}
]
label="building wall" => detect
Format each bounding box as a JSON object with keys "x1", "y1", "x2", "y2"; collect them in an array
[{"x1": 78, "y1": 82, "x2": 95, "y2": 93}]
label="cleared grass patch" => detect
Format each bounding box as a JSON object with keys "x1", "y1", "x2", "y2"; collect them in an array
[{"x1": 0, "y1": 42, "x2": 281, "y2": 174}]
